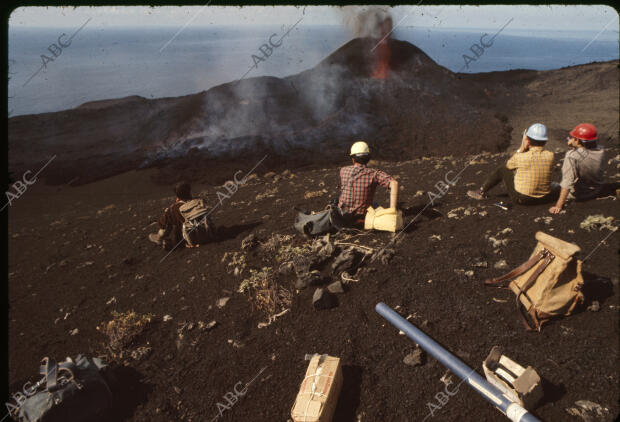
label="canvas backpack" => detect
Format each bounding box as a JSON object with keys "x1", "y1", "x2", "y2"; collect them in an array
[
  {"x1": 178, "y1": 199, "x2": 215, "y2": 247},
  {"x1": 12, "y1": 355, "x2": 112, "y2": 422},
  {"x1": 484, "y1": 231, "x2": 584, "y2": 331}
]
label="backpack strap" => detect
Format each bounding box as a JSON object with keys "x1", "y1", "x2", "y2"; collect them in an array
[
  {"x1": 40, "y1": 358, "x2": 79, "y2": 392},
  {"x1": 514, "y1": 250, "x2": 555, "y2": 331},
  {"x1": 484, "y1": 249, "x2": 549, "y2": 286},
  {"x1": 484, "y1": 249, "x2": 555, "y2": 330},
  {"x1": 40, "y1": 357, "x2": 58, "y2": 392}
]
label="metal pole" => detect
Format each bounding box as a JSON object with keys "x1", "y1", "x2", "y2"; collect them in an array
[{"x1": 375, "y1": 302, "x2": 542, "y2": 422}]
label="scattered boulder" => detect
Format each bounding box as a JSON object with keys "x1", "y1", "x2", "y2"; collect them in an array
[
  {"x1": 278, "y1": 261, "x2": 295, "y2": 275},
  {"x1": 296, "y1": 270, "x2": 322, "y2": 290},
  {"x1": 304, "y1": 189, "x2": 327, "y2": 199},
  {"x1": 565, "y1": 400, "x2": 609, "y2": 422},
  {"x1": 332, "y1": 248, "x2": 358, "y2": 274},
  {"x1": 534, "y1": 216, "x2": 553, "y2": 225},
  {"x1": 216, "y1": 297, "x2": 231, "y2": 308},
  {"x1": 472, "y1": 259, "x2": 488, "y2": 268},
  {"x1": 447, "y1": 206, "x2": 478, "y2": 219},
  {"x1": 587, "y1": 301, "x2": 600, "y2": 312},
  {"x1": 494, "y1": 260, "x2": 508, "y2": 270},
  {"x1": 228, "y1": 339, "x2": 245, "y2": 348},
  {"x1": 198, "y1": 320, "x2": 217, "y2": 331},
  {"x1": 312, "y1": 234, "x2": 335, "y2": 259},
  {"x1": 256, "y1": 186, "x2": 278, "y2": 201},
  {"x1": 580, "y1": 215, "x2": 616, "y2": 232},
  {"x1": 312, "y1": 288, "x2": 338, "y2": 310},
  {"x1": 96, "y1": 204, "x2": 116, "y2": 215},
  {"x1": 403, "y1": 348, "x2": 424, "y2": 367},
  {"x1": 488, "y1": 237, "x2": 509, "y2": 248},
  {"x1": 293, "y1": 254, "x2": 322, "y2": 275},
  {"x1": 486, "y1": 228, "x2": 512, "y2": 247},
  {"x1": 371, "y1": 248, "x2": 394, "y2": 265},
  {"x1": 327, "y1": 280, "x2": 345, "y2": 294},
  {"x1": 241, "y1": 233, "x2": 258, "y2": 250}
]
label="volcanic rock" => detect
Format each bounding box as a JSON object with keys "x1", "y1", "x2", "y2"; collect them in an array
[
  {"x1": 312, "y1": 288, "x2": 338, "y2": 310},
  {"x1": 494, "y1": 260, "x2": 508, "y2": 270},
  {"x1": 293, "y1": 255, "x2": 322, "y2": 275},
  {"x1": 403, "y1": 348, "x2": 424, "y2": 367},
  {"x1": 216, "y1": 297, "x2": 230, "y2": 308},
  {"x1": 296, "y1": 270, "x2": 322, "y2": 290},
  {"x1": 241, "y1": 233, "x2": 258, "y2": 250},
  {"x1": 327, "y1": 280, "x2": 345, "y2": 294},
  {"x1": 587, "y1": 301, "x2": 600, "y2": 312},
  {"x1": 332, "y1": 248, "x2": 358, "y2": 274},
  {"x1": 566, "y1": 400, "x2": 609, "y2": 421}
]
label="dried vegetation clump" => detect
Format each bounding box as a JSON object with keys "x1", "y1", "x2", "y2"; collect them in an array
[
  {"x1": 238, "y1": 267, "x2": 292, "y2": 316},
  {"x1": 97, "y1": 310, "x2": 155, "y2": 359}
]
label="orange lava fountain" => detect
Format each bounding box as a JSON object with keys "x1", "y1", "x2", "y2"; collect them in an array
[{"x1": 371, "y1": 17, "x2": 392, "y2": 79}]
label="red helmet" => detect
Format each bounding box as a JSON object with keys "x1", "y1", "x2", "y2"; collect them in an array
[{"x1": 569, "y1": 123, "x2": 597, "y2": 141}]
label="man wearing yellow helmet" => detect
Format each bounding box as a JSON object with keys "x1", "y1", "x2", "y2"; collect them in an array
[{"x1": 338, "y1": 141, "x2": 399, "y2": 225}]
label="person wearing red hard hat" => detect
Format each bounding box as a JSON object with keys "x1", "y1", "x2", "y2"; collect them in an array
[{"x1": 549, "y1": 123, "x2": 605, "y2": 214}]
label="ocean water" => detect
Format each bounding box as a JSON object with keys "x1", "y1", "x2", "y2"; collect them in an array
[{"x1": 8, "y1": 24, "x2": 618, "y2": 117}]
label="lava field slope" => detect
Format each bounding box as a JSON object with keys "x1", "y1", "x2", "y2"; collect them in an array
[{"x1": 7, "y1": 143, "x2": 620, "y2": 421}]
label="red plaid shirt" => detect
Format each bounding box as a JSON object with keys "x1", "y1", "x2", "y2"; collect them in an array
[{"x1": 338, "y1": 164, "x2": 393, "y2": 215}]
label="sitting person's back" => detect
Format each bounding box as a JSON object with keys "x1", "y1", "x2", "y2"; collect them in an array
[
  {"x1": 338, "y1": 165, "x2": 393, "y2": 215},
  {"x1": 149, "y1": 182, "x2": 215, "y2": 250},
  {"x1": 468, "y1": 123, "x2": 556, "y2": 205},
  {"x1": 561, "y1": 144, "x2": 605, "y2": 199},
  {"x1": 508, "y1": 145, "x2": 555, "y2": 198},
  {"x1": 338, "y1": 141, "x2": 398, "y2": 225},
  {"x1": 550, "y1": 123, "x2": 607, "y2": 214}
]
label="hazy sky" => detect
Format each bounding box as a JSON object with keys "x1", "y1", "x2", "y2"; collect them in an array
[{"x1": 9, "y1": 5, "x2": 619, "y2": 32}]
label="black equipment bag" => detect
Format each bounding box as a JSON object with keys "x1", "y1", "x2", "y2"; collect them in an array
[
  {"x1": 15, "y1": 355, "x2": 112, "y2": 422},
  {"x1": 294, "y1": 204, "x2": 346, "y2": 236}
]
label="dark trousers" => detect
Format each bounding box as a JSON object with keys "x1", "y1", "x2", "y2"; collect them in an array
[
  {"x1": 482, "y1": 165, "x2": 557, "y2": 205},
  {"x1": 158, "y1": 205, "x2": 184, "y2": 246}
]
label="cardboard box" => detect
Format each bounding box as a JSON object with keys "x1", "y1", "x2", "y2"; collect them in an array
[
  {"x1": 291, "y1": 354, "x2": 343, "y2": 422},
  {"x1": 483, "y1": 346, "x2": 543, "y2": 410}
]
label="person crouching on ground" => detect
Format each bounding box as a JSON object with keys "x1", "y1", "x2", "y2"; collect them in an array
[
  {"x1": 467, "y1": 123, "x2": 556, "y2": 205},
  {"x1": 549, "y1": 123, "x2": 606, "y2": 214},
  {"x1": 338, "y1": 141, "x2": 399, "y2": 226},
  {"x1": 149, "y1": 182, "x2": 215, "y2": 250}
]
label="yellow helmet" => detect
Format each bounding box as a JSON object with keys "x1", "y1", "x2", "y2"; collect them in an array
[{"x1": 350, "y1": 141, "x2": 370, "y2": 156}]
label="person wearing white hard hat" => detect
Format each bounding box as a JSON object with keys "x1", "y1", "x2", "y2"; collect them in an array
[
  {"x1": 468, "y1": 123, "x2": 556, "y2": 205},
  {"x1": 338, "y1": 141, "x2": 399, "y2": 226}
]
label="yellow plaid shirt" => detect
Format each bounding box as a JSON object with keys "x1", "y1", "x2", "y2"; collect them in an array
[{"x1": 506, "y1": 146, "x2": 554, "y2": 198}]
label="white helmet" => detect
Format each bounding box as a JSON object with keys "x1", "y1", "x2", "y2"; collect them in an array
[
  {"x1": 350, "y1": 141, "x2": 370, "y2": 156},
  {"x1": 525, "y1": 123, "x2": 548, "y2": 142}
]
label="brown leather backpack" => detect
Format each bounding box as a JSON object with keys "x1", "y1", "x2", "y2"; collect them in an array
[{"x1": 485, "y1": 231, "x2": 584, "y2": 331}]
